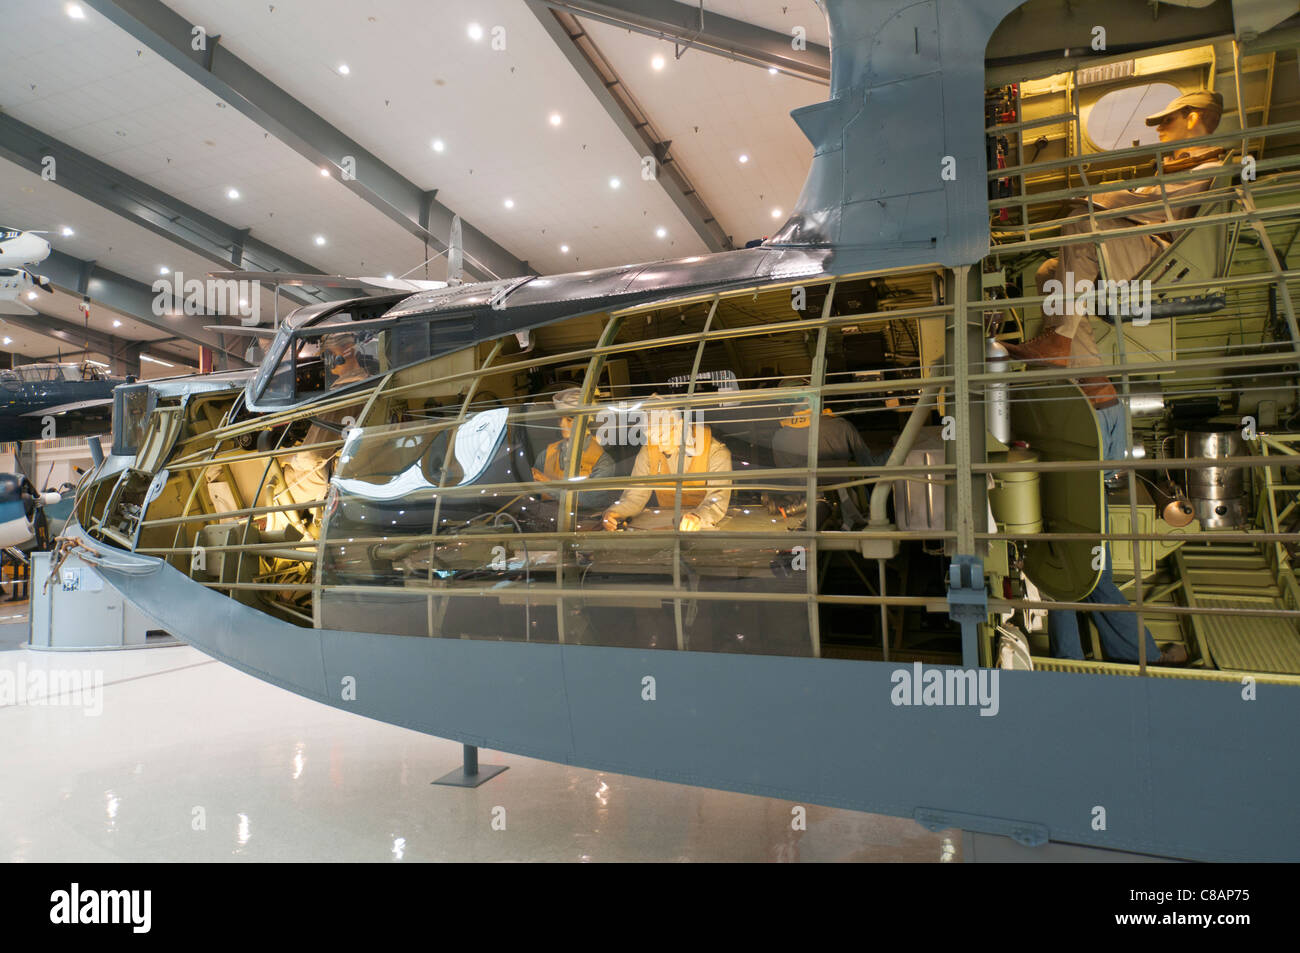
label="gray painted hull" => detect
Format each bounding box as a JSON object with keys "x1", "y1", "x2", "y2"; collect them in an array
[{"x1": 84, "y1": 523, "x2": 1296, "y2": 862}]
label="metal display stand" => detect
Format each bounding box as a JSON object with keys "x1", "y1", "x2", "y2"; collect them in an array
[{"x1": 432, "y1": 744, "x2": 507, "y2": 788}]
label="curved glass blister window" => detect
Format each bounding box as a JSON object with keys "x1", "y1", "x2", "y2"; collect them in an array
[{"x1": 318, "y1": 415, "x2": 456, "y2": 636}]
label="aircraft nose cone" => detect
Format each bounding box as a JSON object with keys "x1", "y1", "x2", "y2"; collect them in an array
[{"x1": 33, "y1": 236, "x2": 51, "y2": 262}]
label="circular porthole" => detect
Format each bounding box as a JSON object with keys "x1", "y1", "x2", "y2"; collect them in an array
[{"x1": 1085, "y1": 81, "x2": 1182, "y2": 151}]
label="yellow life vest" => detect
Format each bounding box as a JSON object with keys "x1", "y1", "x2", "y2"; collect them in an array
[
  {"x1": 643, "y1": 426, "x2": 714, "y2": 508},
  {"x1": 532, "y1": 436, "x2": 605, "y2": 491}
]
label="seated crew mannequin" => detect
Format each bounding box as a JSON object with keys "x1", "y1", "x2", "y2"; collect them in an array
[
  {"x1": 530, "y1": 388, "x2": 616, "y2": 509},
  {"x1": 601, "y1": 406, "x2": 732, "y2": 532},
  {"x1": 769, "y1": 381, "x2": 887, "y2": 529}
]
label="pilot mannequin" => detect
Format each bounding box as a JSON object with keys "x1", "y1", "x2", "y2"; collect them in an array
[{"x1": 320, "y1": 332, "x2": 369, "y2": 389}]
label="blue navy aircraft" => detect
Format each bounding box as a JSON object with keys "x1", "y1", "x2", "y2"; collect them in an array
[
  {"x1": 66, "y1": 0, "x2": 1300, "y2": 861},
  {"x1": 0, "y1": 362, "x2": 125, "y2": 442}
]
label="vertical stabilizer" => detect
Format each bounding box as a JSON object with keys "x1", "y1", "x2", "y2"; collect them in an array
[{"x1": 771, "y1": 0, "x2": 1024, "y2": 272}]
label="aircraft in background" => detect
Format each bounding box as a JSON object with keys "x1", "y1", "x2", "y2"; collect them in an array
[
  {"x1": 0, "y1": 362, "x2": 126, "y2": 442},
  {"x1": 0, "y1": 227, "x2": 55, "y2": 316},
  {"x1": 0, "y1": 472, "x2": 62, "y2": 551},
  {"x1": 0, "y1": 228, "x2": 52, "y2": 268}
]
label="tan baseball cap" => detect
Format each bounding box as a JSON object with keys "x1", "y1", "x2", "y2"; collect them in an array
[{"x1": 1145, "y1": 89, "x2": 1223, "y2": 126}]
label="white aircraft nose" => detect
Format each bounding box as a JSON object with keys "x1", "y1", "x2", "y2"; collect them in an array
[{"x1": 33, "y1": 236, "x2": 51, "y2": 262}]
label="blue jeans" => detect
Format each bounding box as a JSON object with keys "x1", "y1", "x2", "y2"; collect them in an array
[{"x1": 1048, "y1": 401, "x2": 1161, "y2": 662}]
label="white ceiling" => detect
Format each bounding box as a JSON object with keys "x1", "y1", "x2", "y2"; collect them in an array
[
  {"x1": 580, "y1": 18, "x2": 821, "y2": 246},
  {"x1": 1, "y1": 0, "x2": 828, "y2": 366}
]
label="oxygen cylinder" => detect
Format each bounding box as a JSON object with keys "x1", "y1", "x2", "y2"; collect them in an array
[{"x1": 986, "y1": 337, "x2": 1011, "y2": 444}]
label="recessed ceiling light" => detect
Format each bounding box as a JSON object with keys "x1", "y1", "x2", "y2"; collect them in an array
[
  {"x1": 238, "y1": 299, "x2": 248, "y2": 308},
  {"x1": 60, "y1": 226, "x2": 74, "y2": 237},
  {"x1": 560, "y1": 244, "x2": 569, "y2": 253},
  {"x1": 609, "y1": 177, "x2": 621, "y2": 189},
  {"x1": 2, "y1": 337, "x2": 10, "y2": 346},
  {"x1": 738, "y1": 154, "x2": 749, "y2": 164},
  {"x1": 26, "y1": 291, "x2": 37, "y2": 300},
  {"x1": 337, "y1": 63, "x2": 350, "y2": 75},
  {"x1": 159, "y1": 266, "x2": 170, "y2": 275},
  {"x1": 432, "y1": 138, "x2": 445, "y2": 152},
  {"x1": 655, "y1": 227, "x2": 667, "y2": 238},
  {"x1": 113, "y1": 320, "x2": 122, "y2": 328},
  {"x1": 385, "y1": 273, "x2": 394, "y2": 281},
  {"x1": 66, "y1": 4, "x2": 85, "y2": 19},
  {"x1": 467, "y1": 23, "x2": 484, "y2": 41},
  {"x1": 771, "y1": 208, "x2": 783, "y2": 218},
  {"x1": 651, "y1": 54, "x2": 665, "y2": 71},
  {"x1": 314, "y1": 235, "x2": 326, "y2": 246},
  {"x1": 226, "y1": 187, "x2": 240, "y2": 199},
  {"x1": 549, "y1": 112, "x2": 562, "y2": 126},
  {"x1": 768, "y1": 67, "x2": 778, "y2": 75},
  {"x1": 503, "y1": 198, "x2": 514, "y2": 209},
  {"x1": 320, "y1": 167, "x2": 330, "y2": 177}
]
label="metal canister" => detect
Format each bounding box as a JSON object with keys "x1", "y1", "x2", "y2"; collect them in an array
[
  {"x1": 988, "y1": 447, "x2": 1042, "y2": 535},
  {"x1": 986, "y1": 337, "x2": 1011, "y2": 445},
  {"x1": 1178, "y1": 422, "x2": 1246, "y2": 529}
]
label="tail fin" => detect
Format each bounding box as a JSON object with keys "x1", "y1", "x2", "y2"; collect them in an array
[
  {"x1": 771, "y1": 0, "x2": 1021, "y2": 271},
  {"x1": 447, "y1": 215, "x2": 464, "y2": 287}
]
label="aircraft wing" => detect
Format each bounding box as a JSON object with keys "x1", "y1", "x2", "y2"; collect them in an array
[
  {"x1": 208, "y1": 270, "x2": 446, "y2": 293},
  {"x1": 203, "y1": 325, "x2": 279, "y2": 335},
  {"x1": 21, "y1": 397, "x2": 113, "y2": 416}
]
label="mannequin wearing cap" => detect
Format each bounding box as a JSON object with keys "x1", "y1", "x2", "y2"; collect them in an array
[
  {"x1": 531, "y1": 388, "x2": 616, "y2": 508},
  {"x1": 770, "y1": 381, "x2": 883, "y2": 472},
  {"x1": 770, "y1": 387, "x2": 886, "y2": 529},
  {"x1": 601, "y1": 407, "x2": 732, "y2": 532},
  {"x1": 1007, "y1": 89, "x2": 1226, "y2": 386},
  {"x1": 1002, "y1": 90, "x2": 1221, "y2": 668}
]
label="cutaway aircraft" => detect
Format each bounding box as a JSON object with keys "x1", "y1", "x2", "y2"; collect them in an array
[{"x1": 63, "y1": 0, "x2": 1300, "y2": 861}]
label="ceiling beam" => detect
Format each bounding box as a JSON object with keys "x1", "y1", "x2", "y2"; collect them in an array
[
  {"x1": 0, "y1": 115, "x2": 342, "y2": 308},
  {"x1": 528, "y1": 2, "x2": 733, "y2": 252},
  {"x1": 0, "y1": 309, "x2": 189, "y2": 369},
  {"x1": 42, "y1": 249, "x2": 248, "y2": 366},
  {"x1": 535, "y1": 0, "x2": 829, "y2": 84},
  {"x1": 84, "y1": 0, "x2": 532, "y2": 282}
]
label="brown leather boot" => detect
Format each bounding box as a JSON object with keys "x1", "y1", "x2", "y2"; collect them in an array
[
  {"x1": 1003, "y1": 329, "x2": 1072, "y2": 367},
  {"x1": 1078, "y1": 376, "x2": 1118, "y2": 408}
]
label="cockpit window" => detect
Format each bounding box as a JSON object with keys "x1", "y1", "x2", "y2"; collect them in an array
[{"x1": 249, "y1": 309, "x2": 476, "y2": 409}]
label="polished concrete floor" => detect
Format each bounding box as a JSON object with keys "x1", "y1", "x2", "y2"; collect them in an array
[{"x1": 0, "y1": 608, "x2": 958, "y2": 863}]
